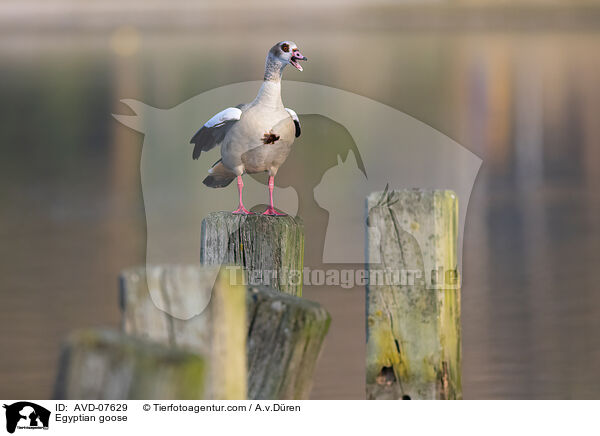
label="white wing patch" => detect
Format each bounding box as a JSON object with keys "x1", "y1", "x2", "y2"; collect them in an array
[
  {"x1": 285, "y1": 108, "x2": 299, "y2": 123},
  {"x1": 204, "y1": 107, "x2": 242, "y2": 128},
  {"x1": 285, "y1": 108, "x2": 301, "y2": 137}
]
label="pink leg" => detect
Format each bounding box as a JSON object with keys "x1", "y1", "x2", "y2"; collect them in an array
[
  {"x1": 262, "y1": 176, "x2": 286, "y2": 216},
  {"x1": 232, "y1": 175, "x2": 253, "y2": 214}
]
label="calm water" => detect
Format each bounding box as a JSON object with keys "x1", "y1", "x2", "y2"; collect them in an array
[{"x1": 1, "y1": 29, "x2": 600, "y2": 399}]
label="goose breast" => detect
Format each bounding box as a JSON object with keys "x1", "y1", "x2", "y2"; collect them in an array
[{"x1": 222, "y1": 106, "x2": 296, "y2": 175}]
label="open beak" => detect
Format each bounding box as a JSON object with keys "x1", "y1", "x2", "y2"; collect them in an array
[{"x1": 290, "y1": 49, "x2": 307, "y2": 71}]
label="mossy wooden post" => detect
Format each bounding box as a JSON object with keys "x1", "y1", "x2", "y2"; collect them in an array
[
  {"x1": 200, "y1": 212, "x2": 304, "y2": 296},
  {"x1": 53, "y1": 329, "x2": 207, "y2": 399},
  {"x1": 119, "y1": 265, "x2": 246, "y2": 400},
  {"x1": 120, "y1": 266, "x2": 330, "y2": 400},
  {"x1": 366, "y1": 189, "x2": 461, "y2": 400},
  {"x1": 246, "y1": 285, "x2": 330, "y2": 399}
]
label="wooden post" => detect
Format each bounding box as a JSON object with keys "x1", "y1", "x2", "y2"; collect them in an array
[
  {"x1": 120, "y1": 266, "x2": 330, "y2": 400},
  {"x1": 366, "y1": 189, "x2": 461, "y2": 400},
  {"x1": 119, "y1": 265, "x2": 246, "y2": 400},
  {"x1": 246, "y1": 285, "x2": 330, "y2": 399},
  {"x1": 53, "y1": 329, "x2": 207, "y2": 400},
  {"x1": 200, "y1": 212, "x2": 304, "y2": 297},
  {"x1": 210, "y1": 267, "x2": 247, "y2": 400}
]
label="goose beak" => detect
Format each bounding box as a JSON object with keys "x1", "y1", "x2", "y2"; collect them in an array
[{"x1": 290, "y1": 50, "x2": 307, "y2": 71}]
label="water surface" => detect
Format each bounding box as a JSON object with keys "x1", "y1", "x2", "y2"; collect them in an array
[{"x1": 1, "y1": 29, "x2": 599, "y2": 399}]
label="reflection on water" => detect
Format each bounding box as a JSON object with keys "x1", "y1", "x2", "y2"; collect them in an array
[{"x1": 1, "y1": 30, "x2": 599, "y2": 399}]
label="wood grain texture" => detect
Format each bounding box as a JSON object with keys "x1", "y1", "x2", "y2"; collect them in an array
[
  {"x1": 119, "y1": 265, "x2": 246, "y2": 400},
  {"x1": 120, "y1": 266, "x2": 330, "y2": 400},
  {"x1": 200, "y1": 212, "x2": 304, "y2": 297},
  {"x1": 246, "y1": 285, "x2": 331, "y2": 400},
  {"x1": 53, "y1": 329, "x2": 207, "y2": 400},
  {"x1": 209, "y1": 267, "x2": 247, "y2": 400},
  {"x1": 366, "y1": 189, "x2": 461, "y2": 400}
]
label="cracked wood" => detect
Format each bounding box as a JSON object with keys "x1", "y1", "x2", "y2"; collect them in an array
[{"x1": 366, "y1": 189, "x2": 462, "y2": 400}]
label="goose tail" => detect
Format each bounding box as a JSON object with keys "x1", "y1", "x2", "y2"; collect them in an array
[{"x1": 203, "y1": 159, "x2": 236, "y2": 188}]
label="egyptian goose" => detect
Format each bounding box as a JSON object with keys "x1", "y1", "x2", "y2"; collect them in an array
[{"x1": 191, "y1": 41, "x2": 306, "y2": 216}]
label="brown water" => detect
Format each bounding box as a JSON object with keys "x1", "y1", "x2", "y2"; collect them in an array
[{"x1": 1, "y1": 29, "x2": 600, "y2": 399}]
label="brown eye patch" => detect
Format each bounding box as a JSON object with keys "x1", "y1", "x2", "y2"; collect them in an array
[{"x1": 281, "y1": 43, "x2": 289, "y2": 53}]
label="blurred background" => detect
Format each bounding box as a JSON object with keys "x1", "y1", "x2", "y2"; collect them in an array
[{"x1": 1, "y1": 0, "x2": 600, "y2": 399}]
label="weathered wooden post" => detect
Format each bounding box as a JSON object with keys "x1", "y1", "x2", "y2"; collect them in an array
[
  {"x1": 200, "y1": 212, "x2": 304, "y2": 296},
  {"x1": 246, "y1": 285, "x2": 330, "y2": 399},
  {"x1": 119, "y1": 265, "x2": 330, "y2": 400},
  {"x1": 54, "y1": 329, "x2": 207, "y2": 400},
  {"x1": 119, "y1": 265, "x2": 246, "y2": 400},
  {"x1": 366, "y1": 189, "x2": 461, "y2": 400}
]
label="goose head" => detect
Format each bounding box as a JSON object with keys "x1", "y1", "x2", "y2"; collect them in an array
[{"x1": 267, "y1": 41, "x2": 307, "y2": 72}]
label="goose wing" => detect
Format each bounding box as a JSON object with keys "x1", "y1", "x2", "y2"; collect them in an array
[
  {"x1": 285, "y1": 108, "x2": 301, "y2": 138},
  {"x1": 191, "y1": 106, "x2": 243, "y2": 160}
]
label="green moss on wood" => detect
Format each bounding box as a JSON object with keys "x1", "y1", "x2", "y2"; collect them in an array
[
  {"x1": 246, "y1": 285, "x2": 331, "y2": 400},
  {"x1": 119, "y1": 265, "x2": 327, "y2": 401},
  {"x1": 366, "y1": 189, "x2": 462, "y2": 400},
  {"x1": 54, "y1": 328, "x2": 207, "y2": 400},
  {"x1": 119, "y1": 266, "x2": 247, "y2": 400}
]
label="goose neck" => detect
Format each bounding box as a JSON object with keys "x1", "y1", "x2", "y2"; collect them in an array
[{"x1": 254, "y1": 80, "x2": 283, "y2": 109}]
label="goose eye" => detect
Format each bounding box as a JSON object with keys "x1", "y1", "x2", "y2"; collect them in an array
[{"x1": 281, "y1": 43, "x2": 289, "y2": 53}]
